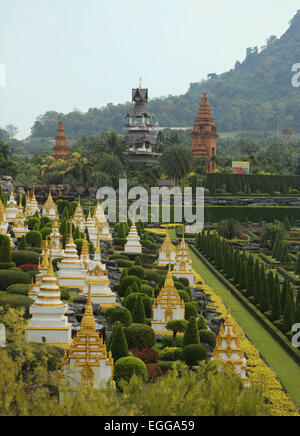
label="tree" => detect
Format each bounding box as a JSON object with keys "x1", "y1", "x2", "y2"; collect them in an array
[
  {"x1": 166, "y1": 319, "x2": 188, "y2": 346},
  {"x1": 108, "y1": 321, "x2": 129, "y2": 362},
  {"x1": 183, "y1": 316, "x2": 200, "y2": 348},
  {"x1": 160, "y1": 145, "x2": 193, "y2": 185},
  {"x1": 217, "y1": 219, "x2": 240, "y2": 240},
  {"x1": 260, "y1": 221, "x2": 286, "y2": 248},
  {"x1": 0, "y1": 235, "x2": 11, "y2": 263},
  {"x1": 18, "y1": 236, "x2": 27, "y2": 251},
  {"x1": 132, "y1": 294, "x2": 146, "y2": 324},
  {"x1": 282, "y1": 293, "x2": 295, "y2": 334}
]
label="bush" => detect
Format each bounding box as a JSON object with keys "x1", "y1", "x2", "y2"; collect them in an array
[
  {"x1": 128, "y1": 266, "x2": 146, "y2": 280},
  {"x1": 183, "y1": 317, "x2": 200, "y2": 348},
  {"x1": 27, "y1": 216, "x2": 40, "y2": 231},
  {"x1": 18, "y1": 264, "x2": 38, "y2": 272},
  {"x1": 145, "y1": 270, "x2": 161, "y2": 283},
  {"x1": 183, "y1": 344, "x2": 208, "y2": 367},
  {"x1": 132, "y1": 294, "x2": 146, "y2": 324},
  {"x1": 0, "y1": 294, "x2": 34, "y2": 318},
  {"x1": 6, "y1": 284, "x2": 29, "y2": 296},
  {"x1": 0, "y1": 270, "x2": 31, "y2": 290},
  {"x1": 109, "y1": 254, "x2": 130, "y2": 261},
  {"x1": 174, "y1": 281, "x2": 185, "y2": 290},
  {"x1": 124, "y1": 293, "x2": 152, "y2": 318},
  {"x1": 115, "y1": 259, "x2": 133, "y2": 268},
  {"x1": 105, "y1": 306, "x2": 132, "y2": 327},
  {"x1": 185, "y1": 302, "x2": 198, "y2": 320},
  {"x1": 124, "y1": 323, "x2": 155, "y2": 349},
  {"x1": 199, "y1": 330, "x2": 217, "y2": 348},
  {"x1": 0, "y1": 262, "x2": 16, "y2": 270},
  {"x1": 178, "y1": 290, "x2": 191, "y2": 303},
  {"x1": 197, "y1": 315, "x2": 208, "y2": 331},
  {"x1": 109, "y1": 321, "x2": 129, "y2": 362},
  {"x1": 131, "y1": 348, "x2": 159, "y2": 364},
  {"x1": 12, "y1": 251, "x2": 40, "y2": 266},
  {"x1": 146, "y1": 364, "x2": 163, "y2": 381},
  {"x1": 173, "y1": 348, "x2": 183, "y2": 361},
  {"x1": 41, "y1": 227, "x2": 52, "y2": 239},
  {"x1": 113, "y1": 238, "x2": 127, "y2": 246},
  {"x1": 120, "y1": 276, "x2": 142, "y2": 297},
  {"x1": 160, "y1": 347, "x2": 181, "y2": 362},
  {"x1": 161, "y1": 335, "x2": 173, "y2": 348},
  {"x1": 114, "y1": 356, "x2": 148, "y2": 386},
  {"x1": 140, "y1": 284, "x2": 154, "y2": 298},
  {"x1": 26, "y1": 231, "x2": 43, "y2": 248},
  {"x1": 178, "y1": 277, "x2": 190, "y2": 287},
  {"x1": 60, "y1": 287, "x2": 71, "y2": 300}
]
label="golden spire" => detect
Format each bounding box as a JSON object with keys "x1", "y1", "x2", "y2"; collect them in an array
[
  {"x1": 32, "y1": 185, "x2": 36, "y2": 200},
  {"x1": 38, "y1": 256, "x2": 41, "y2": 270},
  {"x1": 41, "y1": 239, "x2": 49, "y2": 269},
  {"x1": 47, "y1": 240, "x2": 54, "y2": 278},
  {"x1": 81, "y1": 233, "x2": 89, "y2": 256},
  {"x1": 225, "y1": 291, "x2": 232, "y2": 325},
  {"x1": 88, "y1": 202, "x2": 91, "y2": 219},
  {"x1": 68, "y1": 221, "x2": 74, "y2": 244},
  {"x1": 95, "y1": 228, "x2": 101, "y2": 255},
  {"x1": 80, "y1": 284, "x2": 96, "y2": 334},
  {"x1": 164, "y1": 262, "x2": 175, "y2": 290}
]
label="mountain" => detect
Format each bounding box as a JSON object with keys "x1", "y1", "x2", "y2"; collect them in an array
[{"x1": 30, "y1": 10, "x2": 300, "y2": 141}]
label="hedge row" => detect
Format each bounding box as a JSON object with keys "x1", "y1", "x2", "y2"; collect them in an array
[
  {"x1": 277, "y1": 268, "x2": 300, "y2": 286},
  {"x1": 191, "y1": 246, "x2": 300, "y2": 366}
]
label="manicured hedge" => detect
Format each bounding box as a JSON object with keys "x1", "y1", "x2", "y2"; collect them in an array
[
  {"x1": 105, "y1": 306, "x2": 132, "y2": 327},
  {"x1": 199, "y1": 330, "x2": 216, "y2": 348},
  {"x1": 204, "y1": 206, "x2": 300, "y2": 223},
  {"x1": 6, "y1": 284, "x2": 29, "y2": 296},
  {"x1": 183, "y1": 344, "x2": 208, "y2": 366},
  {"x1": 124, "y1": 323, "x2": 155, "y2": 349},
  {"x1": 12, "y1": 251, "x2": 40, "y2": 266},
  {"x1": 120, "y1": 276, "x2": 142, "y2": 297},
  {"x1": 0, "y1": 270, "x2": 32, "y2": 290},
  {"x1": 114, "y1": 357, "x2": 148, "y2": 386},
  {"x1": 124, "y1": 293, "x2": 152, "y2": 318}
]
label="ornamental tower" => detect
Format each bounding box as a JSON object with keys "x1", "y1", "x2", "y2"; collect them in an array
[
  {"x1": 29, "y1": 186, "x2": 39, "y2": 215},
  {"x1": 72, "y1": 197, "x2": 86, "y2": 232},
  {"x1": 190, "y1": 93, "x2": 219, "y2": 173},
  {"x1": 26, "y1": 248, "x2": 72, "y2": 348},
  {"x1": 62, "y1": 285, "x2": 115, "y2": 391},
  {"x1": 125, "y1": 219, "x2": 142, "y2": 254},
  {"x1": 29, "y1": 247, "x2": 49, "y2": 302},
  {"x1": 13, "y1": 199, "x2": 28, "y2": 238},
  {"x1": 53, "y1": 121, "x2": 70, "y2": 161},
  {"x1": 94, "y1": 202, "x2": 112, "y2": 241},
  {"x1": 81, "y1": 264, "x2": 117, "y2": 309},
  {"x1": 172, "y1": 232, "x2": 194, "y2": 285},
  {"x1": 85, "y1": 203, "x2": 98, "y2": 246},
  {"x1": 158, "y1": 231, "x2": 177, "y2": 267},
  {"x1": 152, "y1": 263, "x2": 185, "y2": 335},
  {"x1": 0, "y1": 200, "x2": 8, "y2": 235},
  {"x1": 42, "y1": 189, "x2": 58, "y2": 220},
  {"x1": 6, "y1": 187, "x2": 18, "y2": 222},
  {"x1": 212, "y1": 292, "x2": 248, "y2": 385},
  {"x1": 48, "y1": 220, "x2": 64, "y2": 258}
]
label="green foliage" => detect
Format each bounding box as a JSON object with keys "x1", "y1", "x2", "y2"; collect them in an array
[
  {"x1": 140, "y1": 284, "x2": 154, "y2": 298},
  {"x1": 199, "y1": 330, "x2": 217, "y2": 348},
  {"x1": 25, "y1": 231, "x2": 43, "y2": 249},
  {"x1": 6, "y1": 284, "x2": 29, "y2": 296},
  {"x1": 160, "y1": 145, "x2": 193, "y2": 185},
  {"x1": 12, "y1": 251, "x2": 40, "y2": 266},
  {"x1": 183, "y1": 317, "x2": 200, "y2": 348},
  {"x1": 60, "y1": 287, "x2": 70, "y2": 301},
  {"x1": 0, "y1": 235, "x2": 11, "y2": 263},
  {"x1": 124, "y1": 323, "x2": 155, "y2": 349},
  {"x1": 132, "y1": 295, "x2": 146, "y2": 324},
  {"x1": 127, "y1": 266, "x2": 146, "y2": 280},
  {"x1": 105, "y1": 306, "x2": 132, "y2": 327},
  {"x1": 183, "y1": 344, "x2": 208, "y2": 367},
  {"x1": 27, "y1": 217, "x2": 40, "y2": 231},
  {"x1": 0, "y1": 294, "x2": 34, "y2": 317},
  {"x1": 120, "y1": 275, "x2": 142, "y2": 297},
  {"x1": 197, "y1": 315, "x2": 208, "y2": 331},
  {"x1": 0, "y1": 270, "x2": 31, "y2": 290},
  {"x1": 114, "y1": 357, "x2": 148, "y2": 387},
  {"x1": 184, "y1": 302, "x2": 198, "y2": 320},
  {"x1": 108, "y1": 321, "x2": 129, "y2": 362},
  {"x1": 178, "y1": 289, "x2": 191, "y2": 303},
  {"x1": 124, "y1": 292, "x2": 152, "y2": 318},
  {"x1": 18, "y1": 236, "x2": 27, "y2": 251},
  {"x1": 217, "y1": 219, "x2": 240, "y2": 240}
]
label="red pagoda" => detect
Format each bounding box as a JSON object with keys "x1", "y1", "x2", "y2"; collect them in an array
[
  {"x1": 190, "y1": 93, "x2": 218, "y2": 173},
  {"x1": 52, "y1": 121, "x2": 70, "y2": 161}
]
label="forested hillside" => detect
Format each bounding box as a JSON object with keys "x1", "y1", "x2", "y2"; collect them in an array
[{"x1": 29, "y1": 10, "x2": 300, "y2": 140}]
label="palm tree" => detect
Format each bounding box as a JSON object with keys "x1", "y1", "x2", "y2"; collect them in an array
[
  {"x1": 260, "y1": 221, "x2": 287, "y2": 248},
  {"x1": 160, "y1": 145, "x2": 193, "y2": 185}
]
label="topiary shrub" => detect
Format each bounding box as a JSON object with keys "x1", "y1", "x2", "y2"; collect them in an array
[
  {"x1": 174, "y1": 281, "x2": 185, "y2": 290},
  {"x1": 27, "y1": 216, "x2": 40, "y2": 231},
  {"x1": 131, "y1": 348, "x2": 159, "y2": 364},
  {"x1": 0, "y1": 270, "x2": 31, "y2": 290},
  {"x1": 161, "y1": 335, "x2": 173, "y2": 348},
  {"x1": 120, "y1": 275, "x2": 142, "y2": 297},
  {"x1": 109, "y1": 254, "x2": 130, "y2": 261},
  {"x1": 113, "y1": 238, "x2": 127, "y2": 247},
  {"x1": 115, "y1": 259, "x2": 133, "y2": 268},
  {"x1": 183, "y1": 317, "x2": 200, "y2": 348},
  {"x1": 105, "y1": 306, "x2": 132, "y2": 327},
  {"x1": 6, "y1": 283, "x2": 29, "y2": 296},
  {"x1": 185, "y1": 302, "x2": 198, "y2": 320},
  {"x1": 178, "y1": 289, "x2": 191, "y2": 303},
  {"x1": 26, "y1": 231, "x2": 43, "y2": 248},
  {"x1": 114, "y1": 356, "x2": 148, "y2": 387},
  {"x1": 0, "y1": 294, "x2": 34, "y2": 318},
  {"x1": 146, "y1": 364, "x2": 163, "y2": 381},
  {"x1": 145, "y1": 270, "x2": 161, "y2": 283},
  {"x1": 127, "y1": 266, "x2": 146, "y2": 280},
  {"x1": 40, "y1": 227, "x2": 52, "y2": 239},
  {"x1": 140, "y1": 284, "x2": 154, "y2": 298},
  {"x1": 178, "y1": 277, "x2": 190, "y2": 287},
  {"x1": 108, "y1": 321, "x2": 130, "y2": 363},
  {"x1": 132, "y1": 294, "x2": 146, "y2": 324},
  {"x1": 12, "y1": 251, "x2": 40, "y2": 266},
  {"x1": 173, "y1": 348, "x2": 183, "y2": 361},
  {"x1": 160, "y1": 347, "x2": 181, "y2": 362},
  {"x1": 124, "y1": 293, "x2": 152, "y2": 318},
  {"x1": 197, "y1": 315, "x2": 208, "y2": 331},
  {"x1": 124, "y1": 323, "x2": 155, "y2": 349},
  {"x1": 183, "y1": 344, "x2": 208, "y2": 367},
  {"x1": 199, "y1": 330, "x2": 217, "y2": 348}
]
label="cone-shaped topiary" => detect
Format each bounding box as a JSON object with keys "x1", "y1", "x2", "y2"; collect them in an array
[
  {"x1": 271, "y1": 277, "x2": 281, "y2": 321},
  {"x1": 0, "y1": 235, "x2": 11, "y2": 263},
  {"x1": 282, "y1": 293, "x2": 295, "y2": 334},
  {"x1": 132, "y1": 294, "x2": 146, "y2": 324},
  {"x1": 18, "y1": 235, "x2": 27, "y2": 251},
  {"x1": 183, "y1": 316, "x2": 200, "y2": 348},
  {"x1": 109, "y1": 321, "x2": 129, "y2": 362},
  {"x1": 197, "y1": 315, "x2": 208, "y2": 331}
]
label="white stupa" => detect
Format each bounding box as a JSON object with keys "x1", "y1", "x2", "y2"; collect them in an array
[
  {"x1": 6, "y1": 187, "x2": 18, "y2": 222},
  {"x1": 72, "y1": 197, "x2": 85, "y2": 232},
  {"x1": 29, "y1": 186, "x2": 39, "y2": 216},
  {"x1": 85, "y1": 203, "x2": 98, "y2": 247},
  {"x1": 48, "y1": 220, "x2": 64, "y2": 258},
  {"x1": 57, "y1": 223, "x2": 86, "y2": 290},
  {"x1": 24, "y1": 191, "x2": 33, "y2": 218},
  {"x1": 26, "y1": 249, "x2": 72, "y2": 348},
  {"x1": 29, "y1": 241, "x2": 51, "y2": 302},
  {"x1": 172, "y1": 233, "x2": 194, "y2": 285},
  {"x1": 13, "y1": 199, "x2": 28, "y2": 238},
  {"x1": 125, "y1": 219, "x2": 142, "y2": 254},
  {"x1": 94, "y1": 202, "x2": 112, "y2": 241}
]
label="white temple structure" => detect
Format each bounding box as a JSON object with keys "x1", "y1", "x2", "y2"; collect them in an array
[
  {"x1": 26, "y1": 250, "x2": 72, "y2": 348},
  {"x1": 85, "y1": 204, "x2": 98, "y2": 247},
  {"x1": 62, "y1": 285, "x2": 114, "y2": 391},
  {"x1": 151, "y1": 263, "x2": 185, "y2": 335},
  {"x1": 158, "y1": 231, "x2": 177, "y2": 267},
  {"x1": 48, "y1": 220, "x2": 64, "y2": 258},
  {"x1": 72, "y1": 198, "x2": 85, "y2": 232},
  {"x1": 28, "y1": 242, "x2": 51, "y2": 302},
  {"x1": 42, "y1": 189, "x2": 58, "y2": 220},
  {"x1": 0, "y1": 201, "x2": 8, "y2": 235},
  {"x1": 94, "y1": 202, "x2": 112, "y2": 241},
  {"x1": 6, "y1": 187, "x2": 18, "y2": 222},
  {"x1": 13, "y1": 199, "x2": 28, "y2": 238},
  {"x1": 172, "y1": 233, "x2": 194, "y2": 285},
  {"x1": 212, "y1": 292, "x2": 248, "y2": 386},
  {"x1": 29, "y1": 186, "x2": 39, "y2": 216},
  {"x1": 125, "y1": 219, "x2": 142, "y2": 254}
]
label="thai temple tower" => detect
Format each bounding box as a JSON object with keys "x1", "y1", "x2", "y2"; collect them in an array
[
  {"x1": 62, "y1": 285, "x2": 114, "y2": 391},
  {"x1": 48, "y1": 220, "x2": 63, "y2": 258},
  {"x1": 212, "y1": 292, "x2": 248, "y2": 386},
  {"x1": 72, "y1": 198, "x2": 85, "y2": 232},
  {"x1": 152, "y1": 263, "x2": 185, "y2": 335},
  {"x1": 24, "y1": 191, "x2": 33, "y2": 218},
  {"x1": 125, "y1": 219, "x2": 142, "y2": 254},
  {"x1": 57, "y1": 223, "x2": 86, "y2": 290},
  {"x1": 6, "y1": 187, "x2": 18, "y2": 222},
  {"x1": 85, "y1": 203, "x2": 98, "y2": 246},
  {"x1": 190, "y1": 93, "x2": 218, "y2": 173},
  {"x1": 26, "y1": 249, "x2": 72, "y2": 348},
  {"x1": 52, "y1": 121, "x2": 70, "y2": 161},
  {"x1": 29, "y1": 186, "x2": 39, "y2": 216},
  {"x1": 80, "y1": 233, "x2": 90, "y2": 270},
  {"x1": 28, "y1": 246, "x2": 50, "y2": 302},
  {"x1": 172, "y1": 233, "x2": 194, "y2": 285},
  {"x1": 42, "y1": 189, "x2": 58, "y2": 220},
  {"x1": 94, "y1": 202, "x2": 112, "y2": 241},
  {"x1": 158, "y1": 231, "x2": 177, "y2": 267},
  {"x1": 13, "y1": 199, "x2": 28, "y2": 238}
]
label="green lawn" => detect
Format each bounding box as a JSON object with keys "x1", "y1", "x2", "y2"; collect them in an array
[{"x1": 189, "y1": 248, "x2": 300, "y2": 408}]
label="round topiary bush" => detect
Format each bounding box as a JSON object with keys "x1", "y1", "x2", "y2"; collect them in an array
[
  {"x1": 6, "y1": 283, "x2": 29, "y2": 296},
  {"x1": 124, "y1": 323, "x2": 155, "y2": 349},
  {"x1": 127, "y1": 265, "x2": 146, "y2": 280},
  {"x1": 199, "y1": 330, "x2": 217, "y2": 348},
  {"x1": 0, "y1": 270, "x2": 31, "y2": 290},
  {"x1": 105, "y1": 306, "x2": 132, "y2": 327},
  {"x1": 12, "y1": 250, "x2": 40, "y2": 266},
  {"x1": 120, "y1": 275, "x2": 142, "y2": 297},
  {"x1": 140, "y1": 284, "x2": 154, "y2": 298},
  {"x1": 25, "y1": 231, "x2": 43, "y2": 248},
  {"x1": 114, "y1": 356, "x2": 148, "y2": 386},
  {"x1": 183, "y1": 344, "x2": 208, "y2": 367},
  {"x1": 177, "y1": 277, "x2": 190, "y2": 287},
  {"x1": 160, "y1": 347, "x2": 181, "y2": 362},
  {"x1": 124, "y1": 293, "x2": 152, "y2": 318},
  {"x1": 174, "y1": 281, "x2": 185, "y2": 291},
  {"x1": 161, "y1": 335, "x2": 173, "y2": 348},
  {"x1": 115, "y1": 259, "x2": 133, "y2": 268}
]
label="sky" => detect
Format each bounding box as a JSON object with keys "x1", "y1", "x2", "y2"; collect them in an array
[{"x1": 0, "y1": 0, "x2": 299, "y2": 139}]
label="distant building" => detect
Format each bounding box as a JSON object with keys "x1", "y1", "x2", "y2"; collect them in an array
[
  {"x1": 52, "y1": 121, "x2": 70, "y2": 161},
  {"x1": 190, "y1": 93, "x2": 218, "y2": 173},
  {"x1": 123, "y1": 83, "x2": 160, "y2": 168}
]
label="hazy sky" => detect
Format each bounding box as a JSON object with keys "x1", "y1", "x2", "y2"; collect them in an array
[{"x1": 0, "y1": 0, "x2": 299, "y2": 138}]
